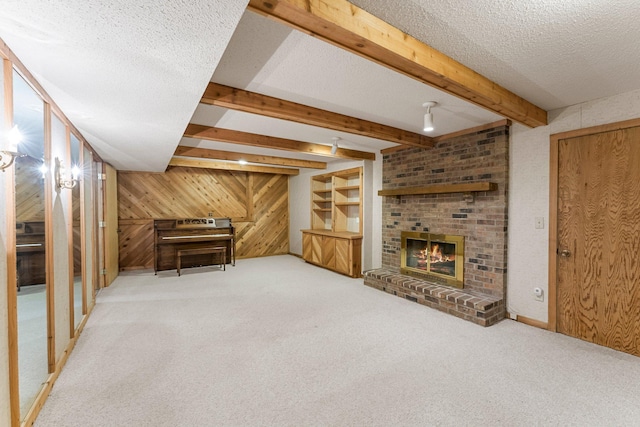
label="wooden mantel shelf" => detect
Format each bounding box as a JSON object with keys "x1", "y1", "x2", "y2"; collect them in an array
[{"x1": 378, "y1": 182, "x2": 497, "y2": 197}]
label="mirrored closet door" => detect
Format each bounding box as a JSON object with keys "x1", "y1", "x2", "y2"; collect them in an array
[{"x1": 13, "y1": 69, "x2": 49, "y2": 419}]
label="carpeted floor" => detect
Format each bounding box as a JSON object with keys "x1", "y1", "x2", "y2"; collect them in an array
[{"x1": 34, "y1": 255, "x2": 640, "y2": 426}]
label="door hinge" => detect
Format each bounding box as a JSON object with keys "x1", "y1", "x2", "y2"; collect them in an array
[
  {"x1": 97, "y1": 173, "x2": 106, "y2": 180},
  {"x1": 101, "y1": 269, "x2": 107, "y2": 275},
  {"x1": 99, "y1": 221, "x2": 106, "y2": 228}
]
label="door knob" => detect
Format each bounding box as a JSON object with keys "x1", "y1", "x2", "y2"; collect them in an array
[{"x1": 559, "y1": 249, "x2": 571, "y2": 257}]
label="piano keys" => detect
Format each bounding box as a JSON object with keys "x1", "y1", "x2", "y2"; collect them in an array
[{"x1": 154, "y1": 217, "x2": 235, "y2": 274}]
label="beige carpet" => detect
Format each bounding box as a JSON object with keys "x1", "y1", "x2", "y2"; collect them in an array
[{"x1": 34, "y1": 255, "x2": 640, "y2": 426}]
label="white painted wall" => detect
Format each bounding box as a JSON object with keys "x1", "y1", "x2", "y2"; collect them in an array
[
  {"x1": 366, "y1": 157, "x2": 383, "y2": 271},
  {"x1": 507, "y1": 88, "x2": 640, "y2": 322}
]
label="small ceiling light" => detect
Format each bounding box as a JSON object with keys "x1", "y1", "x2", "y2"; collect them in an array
[
  {"x1": 331, "y1": 137, "x2": 340, "y2": 155},
  {"x1": 238, "y1": 159, "x2": 248, "y2": 165},
  {"x1": 422, "y1": 101, "x2": 437, "y2": 132}
]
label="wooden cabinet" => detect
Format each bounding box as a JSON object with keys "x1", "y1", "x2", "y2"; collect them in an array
[
  {"x1": 301, "y1": 229, "x2": 362, "y2": 278},
  {"x1": 303, "y1": 166, "x2": 363, "y2": 277}
]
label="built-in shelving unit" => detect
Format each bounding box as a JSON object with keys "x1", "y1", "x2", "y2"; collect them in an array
[{"x1": 303, "y1": 167, "x2": 363, "y2": 277}]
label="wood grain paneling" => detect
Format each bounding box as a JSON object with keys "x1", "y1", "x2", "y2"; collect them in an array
[
  {"x1": 119, "y1": 167, "x2": 248, "y2": 220},
  {"x1": 556, "y1": 127, "x2": 640, "y2": 357},
  {"x1": 117, "y1": 167, "x2": 289, "y2": 269},
  {"x1": 104, "y1": 164, "x2": 119, "y2": 286},
  {"x1": 335, "y1": 238, "x2": 349, "y2": 275},
  {"x1": 234, "y1": 173, "x2": 289, "y2": 258},
  {"x1": 118, "y1": 219, "x2": 154, "y2": 270},
  {"x1": 15, "y1": 155, "x2": 45, "y2": 221},
  {"x1": 322, "y1": 237, "x2": 335, "y2": 269}
]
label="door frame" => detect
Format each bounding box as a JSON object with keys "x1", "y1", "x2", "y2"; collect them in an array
[{"x1": 548, "y1": 117, "x2": 640, "y2": 331}]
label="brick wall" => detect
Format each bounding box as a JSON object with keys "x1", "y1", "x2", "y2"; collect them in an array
[{"x1": 381, "y1": 124, "x2": 509, "y2": 299}]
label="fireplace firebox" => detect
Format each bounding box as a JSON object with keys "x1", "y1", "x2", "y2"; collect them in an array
[{"x1": 400, "y1": 231, "x2": 464, "y2": 288}]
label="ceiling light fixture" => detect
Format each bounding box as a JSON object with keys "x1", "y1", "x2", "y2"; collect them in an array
[
  {"x1": 422, "y1": 101, "x2": 437, "y2": 132},
  {"x1": 238, "y1": 159, "x2": 248, "y2": 165},
  {"x1": 331, "y1": 137, "x2": 340, "y2": 155}
]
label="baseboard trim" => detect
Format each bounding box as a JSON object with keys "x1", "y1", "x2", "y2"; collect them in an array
[{"x1": 507, "y1": 312, "x2": 549, "y2": 330}]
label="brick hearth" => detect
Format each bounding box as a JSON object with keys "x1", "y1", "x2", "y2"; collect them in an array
[
  {"x1": 364, "y1": 269, "x2": 504, "y2": 326},
  {"x1": 368, "y1": 123, "x2": 509, "y2": 326}
]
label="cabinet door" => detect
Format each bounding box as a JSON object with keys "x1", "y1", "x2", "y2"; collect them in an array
[
  {"x1": 334, "y1": 238, "x2": 350, "y2": 275},
  {"x1": 310, "y1": 234, "x2": 323, "y2": 264},
  {"x1": 302, "y1": 233, "x2": 312, "y2": 262},
  {"x1": 322, "y1": 236, "x2": 336, "y2": 269}
]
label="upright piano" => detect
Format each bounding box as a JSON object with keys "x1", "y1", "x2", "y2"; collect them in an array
[
  {"x1": 154, "y1": 217, "x2": 235, "y2": 274},
  {"x1": 16, "y1": 221, "x2": 46, "y2": 290}
]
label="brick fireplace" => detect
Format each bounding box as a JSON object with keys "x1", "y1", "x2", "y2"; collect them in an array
[{"x1": 364, "y1": 123, "x2": 509, "y2": 326}]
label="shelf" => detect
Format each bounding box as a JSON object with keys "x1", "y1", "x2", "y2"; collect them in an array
[
  {"x1": 310, "y1": 166, "x2": 362, "y2": 234},
  {"x1": 378, "y1": 182, "x2": 497, "y2": 197},
  {"x1": 335, "y1": 185, "x2": 360, "y2": 191},
  {"x1": 301, "y1": 229, "x2": 362, "y2": 239}
]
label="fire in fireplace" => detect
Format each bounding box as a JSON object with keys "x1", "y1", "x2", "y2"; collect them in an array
[{"x1": 400, "y1": 231, "x2": 464, "y2": 288}]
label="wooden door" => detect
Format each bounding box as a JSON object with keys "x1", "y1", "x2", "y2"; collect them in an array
[
  {"x1": 554, "y1": 124, "x2": 640, "y2": 356},
  {"x1": 104, "y1": 164, "x2": 119, "y2": 286}
]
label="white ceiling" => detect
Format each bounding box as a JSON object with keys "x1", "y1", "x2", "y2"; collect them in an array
[{"x1": 1, "y1": 0, "x2": 640, "y2": 171}]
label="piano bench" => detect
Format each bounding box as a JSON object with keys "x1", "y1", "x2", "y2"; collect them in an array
[{"x1": 176, "y1": 246, "x2": 226, "y2": 276}]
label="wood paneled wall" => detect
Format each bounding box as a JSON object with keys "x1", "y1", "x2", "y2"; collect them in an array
[
  {"x1": 118, "y1": 166, "x2": 289, "y2": 270},
  {"x1": 15, "y1": 155, "x2": 45, "y2": 221}
]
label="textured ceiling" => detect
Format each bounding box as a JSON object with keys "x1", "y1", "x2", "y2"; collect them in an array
[
  {"x1": 352, "y1": 0, "x2": 640, "y2": 110},
  {"x1": 1, "y1": 0, "x2": 640, "y2": 171},
  {"x1": 0, "y1": 0, "x2": 247, "y2": 171}
]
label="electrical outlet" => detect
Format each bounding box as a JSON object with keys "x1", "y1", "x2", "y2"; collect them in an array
[
  {"x1": 535, "y1": 217, "x2": 544, "y2": 229},
  {"x1": 534, "y1": 287, "x2": 544, "y2": 302},
  {"x1": 208, "y1": 212, "x2": 213, "y2": 217}
]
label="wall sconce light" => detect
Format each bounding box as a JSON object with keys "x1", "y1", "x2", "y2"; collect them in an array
[
  {"x1": 39, "y1": 163, "x2": 48, "y2": 179},
  {"x1": 331, "y1": 137, "x2": 340, "y2": 155},
  {"x1": 422, "y1": 101, "x2": 437, "y2": 132},
  {"x1": 0, "y1": 150, "x2": 25, "y2": 172},
  {"x1": 55, "y1": 157, "x2": 80, "y2": 190},
  {"x1": 1, "y1": 125, "x2": 25, "y2": 171}
]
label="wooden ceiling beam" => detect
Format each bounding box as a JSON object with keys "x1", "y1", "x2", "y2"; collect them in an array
[
  {"x1": 168, "y1": 157, "x2": 299, "y2": 175},
  {"x1": 184, "y1": 124, "x2": 376, "y2": 161},
  {"x1": 247, "y1": 0, "x2": 547, "y2": 128},
  {"x1": 174, "y1": 146, "x2": 327, "y2": 169},
  {"x1": 202, "y1": 83, "x2": 434, "y2": 148}
]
